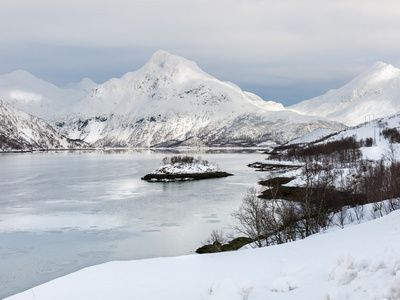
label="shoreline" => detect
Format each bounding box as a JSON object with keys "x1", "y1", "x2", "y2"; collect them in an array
[{"x1": 141, "y1": 171, "x2": 233, "y2": 182}]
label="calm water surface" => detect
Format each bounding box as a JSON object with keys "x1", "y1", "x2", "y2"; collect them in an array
[{"x1": 0, "y1": 150, "x2": 266, "y2": 298}]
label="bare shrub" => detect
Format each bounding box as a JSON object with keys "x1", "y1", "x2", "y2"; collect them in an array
[
  {"x1": 336, "y1": 205, "x2": 349, "y2": 228},
  {"x1": 383, "y1": 198, "x2": 400, "y2": 214},
  {"x1": 353, "y1": 204, "x2": 365, "y2": 222},
  {"x1": 163, "y1": 155, "x2": 209, "y2": 166},
  {"x1": 231, "y1": 187, "x2": 267, "y2": 248},
  {"x1": 203, "y1": 229, "x2": 226, "y2": 252},
  {"x1": 382, "y1": 127, "x2": 400, "y2": 143},
  {"x1": 162, "y1": 157, "x2": 170, "y2": 165}
]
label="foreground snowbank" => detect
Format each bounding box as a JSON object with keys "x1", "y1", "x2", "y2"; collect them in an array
[{"x1": 7, "y1": 210, "x2": 400, "y2": 300}]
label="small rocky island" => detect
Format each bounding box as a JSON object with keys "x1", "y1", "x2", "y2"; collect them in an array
[{"x1": 141, "y1": 155, "x2": 233, "y2": 182}]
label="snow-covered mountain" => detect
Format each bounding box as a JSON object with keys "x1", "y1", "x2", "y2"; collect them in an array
[
  {"x1": 0, "y1": 50, "x2": 348, "y2": 149},
  {"x1": 0, "y1": 70, "x2": 97, "y2": 119},
  {"x1": 288, "y1": 62, "x2": 400, "y2": 126},
  {"x1": 55, "y1": 50, "x2": 344, "y2": 147},
  {"x1": 0, "y1": 100, "x2": 89, "y2": 152}
]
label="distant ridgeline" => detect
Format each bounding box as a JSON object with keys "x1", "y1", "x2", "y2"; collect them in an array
[{"x1": 141, "y1": 155, "x2": 233, "y2": 182}]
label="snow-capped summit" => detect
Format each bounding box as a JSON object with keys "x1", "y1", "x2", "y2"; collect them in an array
[
  {"x1": 289, "y1": 62, "x2": 400, "y2": 126},
  {"x1": 67, "y1": 50, "x2": 284, "y2": 119},
  {"x1": 57, "y1": 50, "x2": 342, "y2": 147},
  {"x1": 362, "y1": 61, "x2": 400, "y2": 84},
  {"x1": 0, "y1": 50, "x2": 345, "y2": 149},
  {"x1": 62, "y1": 77, "x2": 97, "y2": 92},
  {"x1": 145, "y1": 50, "x2": 211, "y2": 80}
]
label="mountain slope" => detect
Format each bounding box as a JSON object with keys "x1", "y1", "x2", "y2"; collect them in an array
[
  {"x1": 0, "y1": 70, "x2": 97, "y2": 119},
  {"x1": 0, "y1": 100, "x2": 89, "y2": 152},
  {"x1": 288, "y1": 62, "x2": 400, "y2": 126},
  {"x1": 56, "y1": 50, "x2": 344, "y2": 147}
]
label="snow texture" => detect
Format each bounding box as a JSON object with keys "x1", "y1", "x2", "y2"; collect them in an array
[
  {"x1": 0, "y1": 50, "x2": 344, "y2": 149},
  {"x1": 6, "y1": 209, "x2": 400, "y2": 300},
  {"x1": 151, "y1": 162, "x2": 220, "y2": 175},
  {"x1": 286, "y1": 128, "x2": 336, "y2": 145},
  {"x1": 0, "y1": 70, "x2": 97, "y2": 119},
  {"x1": 56, "y1": 50, "x2": 342, "y2": 147},
  {"x1": 289, "y1": 62, "x2": 400, "y2": 126},
  {"x1": 0, "y1": 100, "x2": 88, "y2": 151}
]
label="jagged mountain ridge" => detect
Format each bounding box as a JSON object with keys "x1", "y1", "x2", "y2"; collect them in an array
[
  {"x1": 288, "y1": 62, "x2": 400, "y2": 126},
  {"x1": 55, "y1": 50, "x2": 344, "y2": 147},
  {"x1": 0, "y1": 100, "x2": 89, "y2": 152}
]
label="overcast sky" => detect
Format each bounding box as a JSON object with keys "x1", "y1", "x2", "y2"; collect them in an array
[{"x1": 1, "y1": 0, "x2": 400, "y2": 106}]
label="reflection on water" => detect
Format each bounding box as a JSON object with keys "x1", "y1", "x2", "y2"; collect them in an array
[{"x1": 0, "y1": 150, "x2": 265, "y2": 298}]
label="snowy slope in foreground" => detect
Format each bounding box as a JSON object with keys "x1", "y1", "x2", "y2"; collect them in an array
[
  {"x1": 8, "y1": 210, "x2": 400, "y2": 300},
  {"x1": 289, "y1": 62, "x2": 400, "y2": 126}
]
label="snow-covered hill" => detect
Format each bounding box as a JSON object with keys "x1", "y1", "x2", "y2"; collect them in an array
[
  {"x1": 0, "y1": 70, "x2": 97, "y2": 119},
  {"x1": 0, "y1": 100, "x2": 89, "y2": 152},
  {"x1": 55, "y1": 50, "x2": 344, "y2": 147},
  {"x1": 283, "y1": 111, "x2": 400, "y2": 164},
  {"x1": 6, "y1": 208, "x2": 400, "y2": 300},
  {"x1": 0, "y1": 51, "x2": 349, "y2": 149},
  {"x1": 150, "y1": 161, "x2": 220, "y2": 175},
  {"x1": 288, "y1": 62, "x2": 400, "y2": 126}
]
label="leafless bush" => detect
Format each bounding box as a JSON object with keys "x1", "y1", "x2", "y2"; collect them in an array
[
  {"x1": 232, "y1": 184, "x2": 304, "y2": 248},
  {"x1": 231, "y1": 187, "x2": 267, "y2": 248},
  {"x1": 203, "y1": 229, "x2": 226, "y2": 252},
  {"x1": 231, "y1": 137, "x2": 400, "y2": 249},
  {"x1": 371, "y1": 201, "x2": 384, "y2": 219},
  {"x1": 162, "y1": 156, "x2": 170, "y2": 165},
  {"x1": 382, "y1": 127, "x2": 400, "y2": 143},
  {"x1": 383, "y1": 142, "x2": 399, "y2": 164},
  {"x1": 162, "y1": 155, "x2": 210, "y2": 166},
  {"x1": 383, "y1": 198, "x2": 400, "y2": 214},
  {"x1": 336, "y1": 205, "x2": 349, "y2": 228},
  {"x1": 353, "y1": 204, "x2": 365, "y2": 222}
]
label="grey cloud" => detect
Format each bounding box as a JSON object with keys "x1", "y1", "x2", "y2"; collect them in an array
[{"x1": 1, "y1": 0, "x2": 400, "y2": 105}]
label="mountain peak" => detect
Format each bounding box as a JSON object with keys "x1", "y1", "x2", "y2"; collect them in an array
[
  {"x1": 9, "y1": 69, "x2": 34, "y2": 77},
  {"x1": 1, "y1": 70, "x2": 41, "y2": 84},
  {"x1": 289, "y1": 61, "x2": 400, "y2": 126},
  {"x1": 143, "y1": 50, "x2": 207, "y2": 80},
  {"x1": 362, "y1": 61, "x2": 400, "y2": 84},
  {"x1": 149, "y1": 50, "x2": 174, "y2": 66}
]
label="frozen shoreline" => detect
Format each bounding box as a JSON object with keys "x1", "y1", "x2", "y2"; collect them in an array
[{"x1": 7, "y1": 210, "x2": 400, "y2": 300}]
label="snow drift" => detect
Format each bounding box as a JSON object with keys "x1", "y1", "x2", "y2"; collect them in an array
[{"x1": 6, "y1": 209, "x2": 400, "y2": 300}]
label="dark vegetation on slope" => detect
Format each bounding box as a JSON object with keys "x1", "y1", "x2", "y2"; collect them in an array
[
  {"x1": 141, "y1": 172, "x2": 233, "y2": 182},
  {"x1": 195, "y1": 236, "x2": 253, "y2": 254},
  {"x1": 0, "y1": 134, "x2": 25, "y2": 151},
  {"x1": 198, "y1": 128, "x2": 400, "y2": 253},
  {"x1": 270, "y1": 136, "x2": 369, "y2": 163}
]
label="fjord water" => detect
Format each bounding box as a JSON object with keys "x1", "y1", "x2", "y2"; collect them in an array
[{"x1": 0, "y1": 150, "x2": 264, "y2": 298}]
